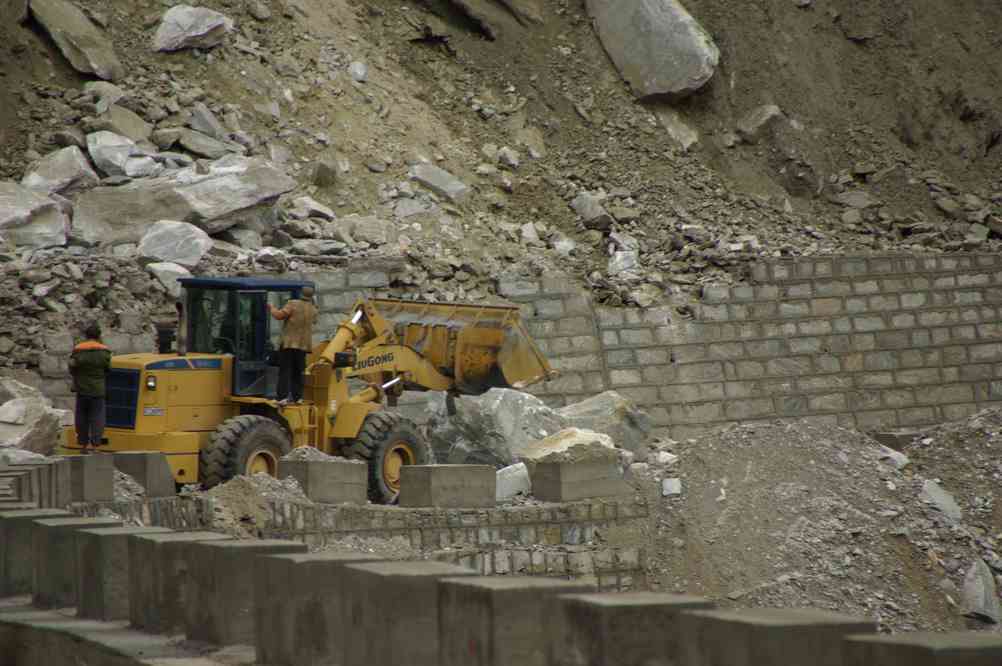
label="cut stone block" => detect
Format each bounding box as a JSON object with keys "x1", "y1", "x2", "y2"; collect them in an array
[
  {"x1": 343, "y1": 561, "x2": 477, "y2": 666},
  {"x1": 185, "y1": 539, "x2": 308, "y2": 645},
  {"x1": 531, "y1": 461, "x2": 631, "y2": 502},
  {"x1": 11, "y1": 458, "x2": 72, "y2": 508},
  {"x1": 553, "y1": 592, "x2": 715, "y2": 666},
  {"x1": 128, "y1": 530, "x2": 233, "y2": 634},
  {"x1": 439, "y1": 576, "x2": 596, "y2": 666},
  {"x1": 68, "y1": 454, "x2": 114, "y2": 502},
  {"x1": 844, "y1": 631, "x2": 1002, "y2": 666},
  {"x1": 255, "y1": 551, "x2": 385, "y2": 666},
  {"x1": 678, "y1": 607, "x2": 877, "y2": 666},
  {"x1": 112, "y1": 452, "x2": 176, "y2": 498},
  {"x1": 32, "y1": 516, "x2": 123, "y2": 608},
  {"x1": 400, "y1": 465, "x2": 496, "y2": 508},
  {"x1": 76, "y1": 526, "x2": 173, "y2": 621},
  {"x1": 279, "y1": 459, "x2": 367, "y2": 505},
  {"x1": 0, "y1": 508, "x2": 72, "y2": 596}
]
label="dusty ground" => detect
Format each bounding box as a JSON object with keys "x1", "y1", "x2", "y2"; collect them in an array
[{"x1": 616, "y1": 418, "x2": 1002, "y2": 633}]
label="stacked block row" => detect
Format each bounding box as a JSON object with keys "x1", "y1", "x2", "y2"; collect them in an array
[{"x1": 4, "y1": 502, "x2": 1001, "y2": 666}]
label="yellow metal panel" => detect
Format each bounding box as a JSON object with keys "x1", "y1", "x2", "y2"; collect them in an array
[
  {"x1": 58, "y1": 430, "x2": 204, "y2": 483},
  {"x1": 166, "y1": 405, "x2": 231, "y2": 432}
]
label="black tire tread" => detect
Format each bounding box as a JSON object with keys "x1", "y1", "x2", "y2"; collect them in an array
[
  {"x1": 349, "y1": 411, "x2": 429, "y2": 503},
  {"x1": 200, "y1": 415, "x2": 289, "y2": 489}
]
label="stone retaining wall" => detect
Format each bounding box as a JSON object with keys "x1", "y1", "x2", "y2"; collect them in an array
[
  {"x1": 19, "y1": 253, "x2": 1002, "y2": 438},
  {"x1": 69, "y1": 495, "x2": 649, "y2": 591}
]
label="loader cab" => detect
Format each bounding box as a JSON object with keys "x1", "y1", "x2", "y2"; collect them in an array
[{"x1": 178, "y1": 277, "x2": 316, "y2": 398}]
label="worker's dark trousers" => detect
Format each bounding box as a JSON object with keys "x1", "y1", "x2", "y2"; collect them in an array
[
  {"x1": 277, "y1": 348, "x2": 307, "y2": 401},
  {"x1": 75, "y1": 395, "x2": 106, "y2": 447}
]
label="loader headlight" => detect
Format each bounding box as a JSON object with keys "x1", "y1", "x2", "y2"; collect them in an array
[{"x1": 146, "y1": 375, "x2": 157, "y2": 391}]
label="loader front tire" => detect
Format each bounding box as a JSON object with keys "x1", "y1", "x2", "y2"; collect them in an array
[
  {"x1": 200, "y1": 415, "x2": 292, "y2": 489},
  {"x1": 349, "y1": 412, "x2": 432, "y2": 504}
]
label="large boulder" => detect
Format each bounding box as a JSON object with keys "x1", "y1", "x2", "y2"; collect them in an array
[
  {"x1": 557, "y1": 390, "x2": 652, "y2": 460},
  {"x1": 154, "y1": 5, "x2": 235, "y2": 52},
  {"x1": 20, "y1": 146, "x2": 99, "y2": 196},
  {"x1": 138, "y1": 220, "x2": 214, "y2": 268},
  {"x1": 0, "y1": 393, "x2": 64, "y2": 456},
  {"x1": 426, "y1": 388, "x2": 568, "y2": 466},
  {"x1": 30, "y1": 0, "x2": 125, "y2": 81},
  {"x1": 0, "y1": 182, "x2": 68, "y2": 248},
  {"x1": 585, "y1": 0, "x2": 719, "y2": 100},
  {"x1": 72, "y1": 156, "x2": 296, "y2": 245}
]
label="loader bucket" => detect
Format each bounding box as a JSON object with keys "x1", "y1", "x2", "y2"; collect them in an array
[{"x1": 368, "y1": 298, "x2": 555, "y2": 395}]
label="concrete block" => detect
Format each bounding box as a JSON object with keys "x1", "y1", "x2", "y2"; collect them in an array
[
  {"x1": 31, "y1": 516, "x2": 123, "y2": 608},
  {"x1": 76, "y1": 526, "x2": 173, "y2": 621},
  {"x1": 68, "y1": 454, "x2": 114, "y2": 502},
  {"x1": 185, "y1": 538, "x2": 308, "y2": 645},
  {"x1": 439, "y1": 576, "x2": 596, "y2": 666},
  {"x1": 112, "y1": 452, "x2": 176, "y2": 498},
  {"x1": 0, "y1": 471, "x2": 33, "y2": 504},
  {"x1": 678, "y1": 607, "x2": 876, "y2": 666},
  {"x1": 400, "y1": 465, "x2": 496, "y2": 508},
  {"x1": 255, "y1": 551, "x2": 385, "y2": 666},
  {"x1": 554, "y1": 592, "x2": 714, "y2": 666},
  {"x1": 844, "y1": 631, "x2": 1002, "y2": 666},
  {"x1": 128, "y1": 530, "x2": 233, "y2": 634},
  {"x1": 0, "y1": 508, "x2": 72, "y2": 596},
  {"x1": 343, "y1": 561, "x2": 477, "y2": 666},
  {"x1": 279, "y1": 459, "x2": 367, "y2": 505},
  {"x1": 531, "y1": 462, "x2": 631, "y2": 502}
]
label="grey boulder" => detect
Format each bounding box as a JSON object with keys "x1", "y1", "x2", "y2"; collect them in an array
[
  {"x1": 72, "y1": 156, "x2": 295, "y2": 245},
  {"x1": 570, "y1": 191, "x2": 613, "y2": 231},
  {"x1": 87, "y1": 105, "x2": 153, "y2": 143},
  {"x1": 178, "y1": 128, "x2": 242, "y2": 159},
  {"x1": 87, "y1": 131, "x2": 141, "y2": 177},
  {"x1": 138, "y1": 220, "x2": 214, "y2": 268},
  {"x1": 426, "y1": 388, "x2": 569, "y2": 467},
  {"x1": 736, "y1": 104, "x2": 786, "y2": 144},
  {"x1": 343, "y1": 214, "x2": 397, "y2": 246},
  {"x1": 20, "y1": 146, "x2": 99, "y2": 196},
  {"x1": 920, "y1": 479, "x2": 963, "y2": 522},
  {"x1": 962, "y1": 559, "x2": 1001, "y2": 624},
  {"x1": 586, "y1": 0, "x2": 719, "y2": 100},
  {"x1": 0, "y1": 182, "x2": 68, "y2": 248},
  {"x1": 30, "y1": 0, "x2": 125, "y2": 81},
  {"x1": 154, "y1": 5, "x2": 235, "y2": 52}
]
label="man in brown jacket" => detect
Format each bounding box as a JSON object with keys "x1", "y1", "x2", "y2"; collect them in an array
[{"x1": 268, "y1": 286, "x2": 317, "y2": 404}]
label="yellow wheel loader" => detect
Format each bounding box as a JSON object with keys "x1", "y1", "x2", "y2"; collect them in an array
[{"x1": 60, "y1": 277, "x2": 554, "y2": 503}]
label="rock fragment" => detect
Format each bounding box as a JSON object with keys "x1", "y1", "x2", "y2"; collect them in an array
[
  {"x1": 962, "y1": 559, "x2": 1001, "y2": 624},
  {"x1": 736, "y1": 104, "x2": 785, "y2": 143},
  {"x1": 147, "y1": 262, "x2": 191, "y2": 298},
  {"x1": 409, "y1": 164, "x2": 470, "y2": 203},
  {"x1": 570, "y1": 191, "x2": 613, "y2": 231}
]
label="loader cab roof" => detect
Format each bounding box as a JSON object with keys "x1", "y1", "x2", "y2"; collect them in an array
[{"x1": 178, "y1": 277, "x2": 316, "y2": 291}]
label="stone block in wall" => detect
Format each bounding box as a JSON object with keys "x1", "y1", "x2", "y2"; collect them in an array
[
  {"x1": 498, "y1": 278, "x2": 540, "y2": 299},
  {"x1": 347, "y1": 270, "x2": 389, "y2": 288},
  {"x1": 724, "y1": 399, "x2": 774, "y2": 420}
]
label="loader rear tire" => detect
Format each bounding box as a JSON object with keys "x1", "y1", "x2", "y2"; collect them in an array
[
  {"x1": 348, "y1": 412, "x2": 432, "y2": 504},
  {"x1": 200, "y1": 415, "x2": 292, "y2": 489}
]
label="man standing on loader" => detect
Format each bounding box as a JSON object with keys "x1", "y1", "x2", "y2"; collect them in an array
[
  {"x1": 268, "y1": 286, "x2": 317, "y2": 404},
  {"x1": 68, "y1": 323, "x2": 112, "y2": 453}
]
